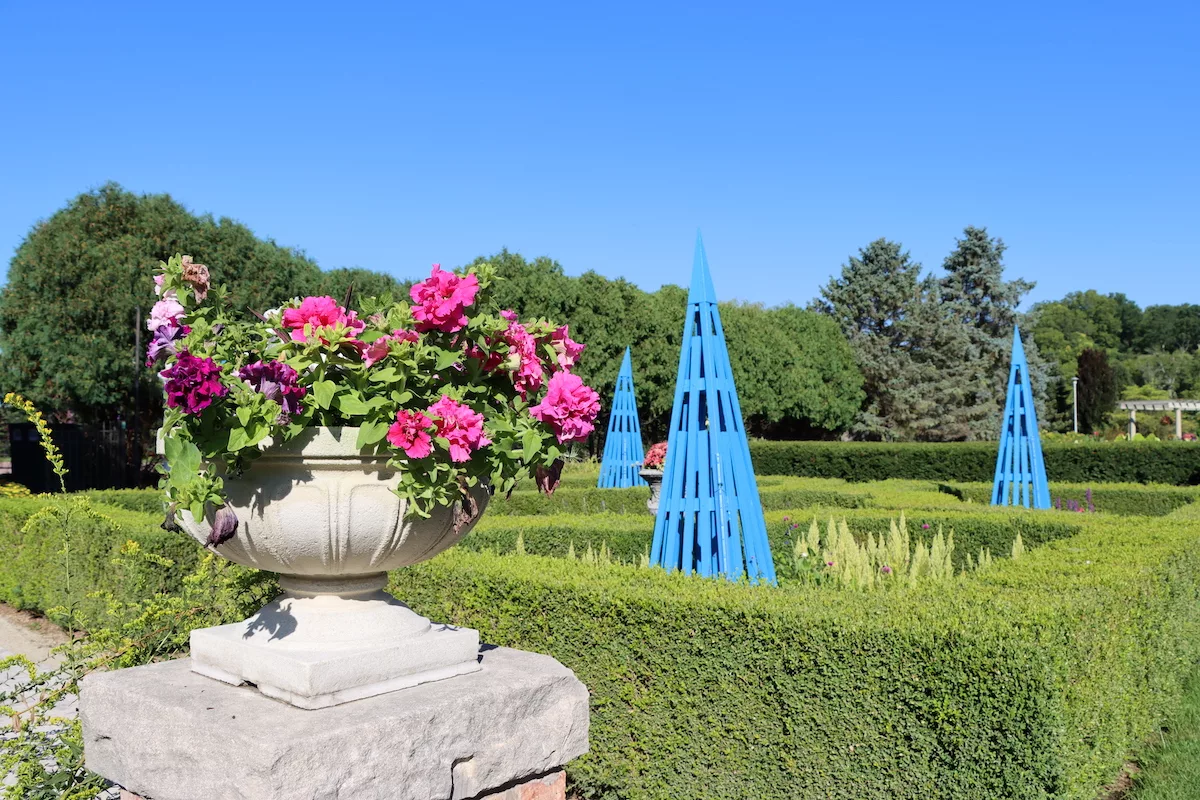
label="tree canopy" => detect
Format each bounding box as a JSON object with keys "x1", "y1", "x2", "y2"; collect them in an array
[
  {"x1": 463, "y1": 250, "x2": 864, "y2": 443},
  {"x1": 0, "y1": 183, "x2": 402, "y2": 423}
]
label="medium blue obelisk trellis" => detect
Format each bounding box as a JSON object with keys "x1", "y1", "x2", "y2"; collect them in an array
[
  {"x1": 649, "y1": 234, "x2": 776, "y2": 584},
  {"x1": 597, "y1": 347, "x2": 647, "y2": 488},
  {"x1": 991, "y1": 326, "x2": 1052, "y2": 509}
]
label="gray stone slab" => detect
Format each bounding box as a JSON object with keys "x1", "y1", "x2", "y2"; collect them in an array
[{"x1": 81, "y1": 647, "x2": 589, "y2": 800}]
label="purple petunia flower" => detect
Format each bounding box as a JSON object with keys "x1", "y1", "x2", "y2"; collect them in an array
[
  {"x1": 161, "y1": 352, "x2": 228, "y2": 414},
  {"x1": 239, "y1": 360, "x2": 307, "y2": 420},
  {"x1": 146, "y1": 324, "x2": 190, "y2": 366}
]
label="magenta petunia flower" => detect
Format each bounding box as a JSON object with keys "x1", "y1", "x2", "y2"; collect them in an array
[
  {"x1": 282, "y1": 296, "x2": 365, "y2": 344},
  {"x1": 529, "y1": 371, "x2": 601, "y2": 444},
  {"x1": 501, "y1": 321, "x2": 544, "y2": 397},
  {"x1": 362, "y1": 329, "x2": 419, "y2": 368},
  {"x1": 387, "y1": 408, "x2": 434, "y2": 459},
  {"x1": 427, "y1": 395, "x2": 491, "y2": 462},
  {"x1": 161, "y1": 352, "x2": 228, "y2": 414},
  {"x1": 409, "y1": 265, "x2": 479, "y2": 333},
  {"x1": 545, "y1": 325, "x2": 585, "y2": 371},
  {"x1": 238, "y1": 360, "x2": 307, "y2": 419}
]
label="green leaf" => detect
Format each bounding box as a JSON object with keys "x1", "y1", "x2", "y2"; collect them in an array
[
  {"x1": 336, "y1": 393, "x2": 371, "y2": 416},
  {"x1": 434, "y1": 349, "x2": 462, "y2": 370},
  {"x1": 314, "y1": 380, "x2": 337, "y2": 410},
  {"x1": 228, "y1": 427, "x2": 250, "y2": 452},
  {"x1": 522, "y1": 429, "x2": 541, "y2": 463},
  {"x1": 236, "y1": 406, "x2": 252, "y2": 427},
  {"x1": 356, "y1": 420, "x2": 392, "y2": 449}
]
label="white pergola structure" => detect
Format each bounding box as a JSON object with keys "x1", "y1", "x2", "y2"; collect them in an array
[{"x1": 1117, "y1": 399, "x2": 1200, "y2": 440}]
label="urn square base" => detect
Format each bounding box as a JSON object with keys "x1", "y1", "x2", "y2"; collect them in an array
[
  {"x1": 81, "y1": 647, "x2": 589, "y2": 800},
  {"x1": 191, "y1": 620, "x2": 482, "y2": 709}
]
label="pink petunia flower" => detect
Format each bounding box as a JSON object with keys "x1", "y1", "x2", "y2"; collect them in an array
[
  {"x1": 501, "y1": 321, "x2": 545, "y2": 397},
  {"x1": 409, "y1": 265, "x2": 479, "y2": 333},
  {"x1": 500, "y1": 309, "x2": 519, "y2": 322},
  {"x1": 148, "y1": 296, "x2": 185, "y2": 331},
  {"x1": 160, "y1": 352, "x2": 228, "y2": 414},
  {"x1": 363, "y1": 329, "x2": 420, "y2": 368},
  {"x1": 545, "y1": 325, "x2": 585, "y2": 371},
  {"x1": 427, "y1": 395, "x2": 491, "y2": 462},
  {"x1": 282, "y1": 296, "x2": 366, "y2": 344},
  {"x1": 529, "y1": 371, "x2": 601, "y2": 444},
  {"x1": 387, "y1": 409, "x2": 434, "y2": 459}
]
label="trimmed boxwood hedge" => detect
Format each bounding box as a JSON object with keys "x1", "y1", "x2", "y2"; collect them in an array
[
  {"x1": 4, "y1": 490, "x2": 1198, "y2": 798},
  {"x1": 939, "y1": 482, "x2": 1200, "y2": 517},
  {"x1": 749, "y1": 440, "x2": 1200, "y2": 485},
  {"x1": 493, "y1": 484, "x2": 870, "y2": 516},
  {"x1": 393, "y1": 517, "x2": 1200, "y2": 800},
  {"x1": 467, "y1": 508, "x2": 1084, "y2": 572}
]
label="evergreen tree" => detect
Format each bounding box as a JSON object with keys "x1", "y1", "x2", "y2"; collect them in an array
[
  {"x1": 938, "y1": 226, "x2": 1046, "y2": 439},
  {"x1": 813, "y1": 239, "x2": 952, "y2": 440},
  {"x1": 1076, "y1": 348, "x2": 1118, "y2": 434}
]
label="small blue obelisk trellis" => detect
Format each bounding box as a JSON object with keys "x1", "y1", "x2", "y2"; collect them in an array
[
  {"x1": 597, "y1": 347, "x2": 647, "y2": 488},
  {"x1": 649, "y1": 235, "x2": 776, "y2": 584},
  {"x1": 991, "y1": 326, "x2": 1051, "y2": 509}
]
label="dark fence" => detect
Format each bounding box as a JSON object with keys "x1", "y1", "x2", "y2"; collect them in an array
[{"x1": 8, "y1": 422, "x2": 145, "y2": 493}]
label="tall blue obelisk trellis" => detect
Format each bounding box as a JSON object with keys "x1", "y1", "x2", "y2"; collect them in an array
[
  {"x1": 991, "y1": 326, "x2": 1052, "y2": 509},
  {"x1": 597, "y1": 347, "x2": 647, "y2": 488},
  {"x1": 650, "y1": 235, "x2": 776, "y2": 584}
]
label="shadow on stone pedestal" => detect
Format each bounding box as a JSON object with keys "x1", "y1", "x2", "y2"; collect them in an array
[{"x1": 84, "y1": 647, "x2": 588, "y2": 800}]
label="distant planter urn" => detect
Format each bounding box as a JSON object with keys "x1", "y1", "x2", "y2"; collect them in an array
[
  {"x1": 173, "y1": 427, "x2": 490, "y2": 709},
  {"x1": 640, "y1": 469, "x2": 664, "y2": 515}
]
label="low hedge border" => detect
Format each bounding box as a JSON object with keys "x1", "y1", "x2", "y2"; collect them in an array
[
  {"x1": 750, "y1": 440, "x2": 1200, "y2": 485},
  {"x1": 468, "y1": 507, "x2": 1085, "y2": 572},
  {"x1": 938, "y1": 482, "x2": 1200, "y2": 517},
  {"x1": 393, "y1": 516, "x2": 1200, "y2": 799}
]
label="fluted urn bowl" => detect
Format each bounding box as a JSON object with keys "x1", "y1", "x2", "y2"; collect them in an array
[
  {"x1": 178, "y1": 426, "x2": 489, "y2": 579},
  {"x1": 170, "y1": 426, "x2": 490, "y2": 710}
]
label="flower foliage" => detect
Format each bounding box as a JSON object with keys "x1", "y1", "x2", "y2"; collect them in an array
[{"x1": 153, "y1": 255, "x2": 600, "y2": 522}]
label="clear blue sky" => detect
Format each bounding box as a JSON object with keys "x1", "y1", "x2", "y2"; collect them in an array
[{"x1": 1, "y1": 1, "x2": 1196, "y2": 309}]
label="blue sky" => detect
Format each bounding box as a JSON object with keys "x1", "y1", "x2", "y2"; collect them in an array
[{"x1": 1, "y1": 1, "x2": 1196, "y2": 309}]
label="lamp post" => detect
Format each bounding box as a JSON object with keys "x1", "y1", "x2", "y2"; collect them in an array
[{"x1": 1072, "y1": 376, "x2": 1079, "y2": 433}]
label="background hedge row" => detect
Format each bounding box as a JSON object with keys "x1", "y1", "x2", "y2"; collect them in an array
[{"x1": 749, "y1": 440, "x2": 1200, "y2": 485}]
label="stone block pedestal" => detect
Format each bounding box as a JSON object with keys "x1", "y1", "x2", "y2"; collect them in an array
[{"x1": 82, "y1": 647, "x2": 588, "y2": 800}]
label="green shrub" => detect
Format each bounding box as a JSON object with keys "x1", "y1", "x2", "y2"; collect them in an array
[
  {"x1": 392, "y1": 516, "x2": 1200, "y2": 800},
  {"x1": 0, "y1": 496, "x2": 201, "y2": 625},
  {"x1": 81, "y1": 488, "x2": 164, "y2": 515},
  {"x1": 469, "y1": 507, "x2": 1083, "y2": 575},
  {"x1": 749, "y1": 440, "x2": 1200, "y2": 485},
  {"x1": 938, "y1": 482, "x2": 1200, "y2": 517},
  {"x1": 493, "y1": 484, "x2": 869, "y2": 516}
]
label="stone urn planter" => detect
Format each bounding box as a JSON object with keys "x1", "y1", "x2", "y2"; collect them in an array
[
  {"x1": 171, "y1": 427, "x2": 490, "y2": 709},
  {"x1": 640, "y1": 468, "x2": 663, "y2": 515}
]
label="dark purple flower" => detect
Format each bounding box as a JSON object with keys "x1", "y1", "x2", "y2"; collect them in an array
[
  {"x1": 238, "y1": 360, "x2": 307, "y2": 419},
  {"x1": 207, "y1": 505, "x2": 239, "y2": 547},
  {"x1": 161, "y1": 352, "x2": 228, "y2": 414},
  {"x1": 146, "y1": 324, "x2": 190, "y2": 366}
]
